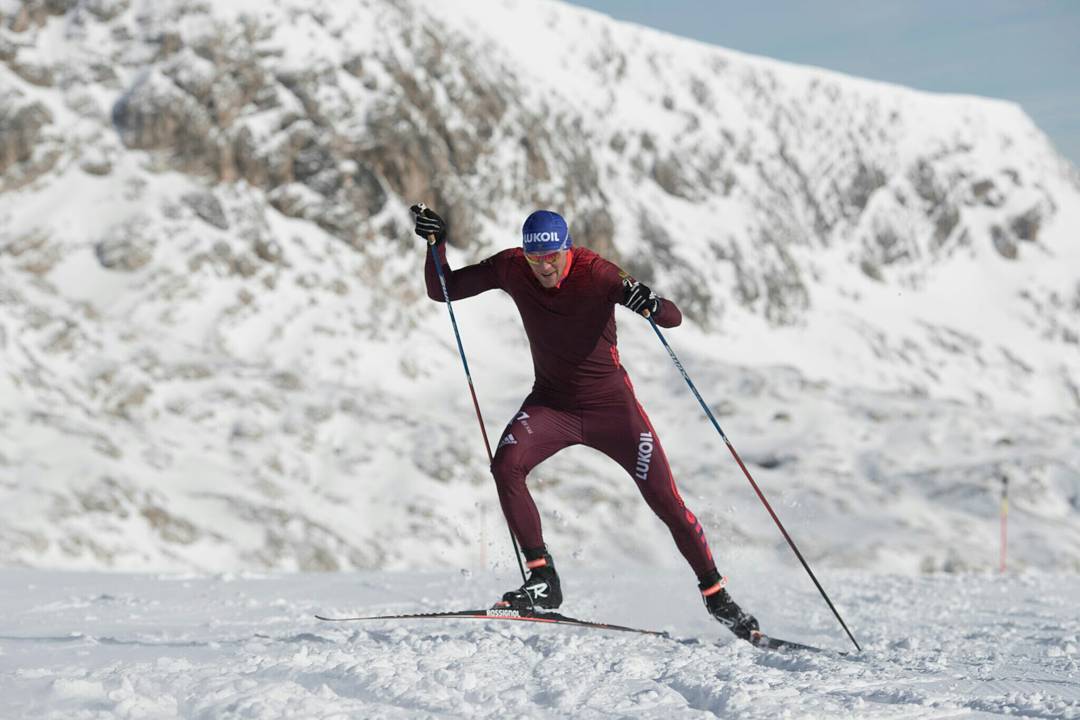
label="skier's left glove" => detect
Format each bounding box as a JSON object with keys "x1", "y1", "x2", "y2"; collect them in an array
[{"x1": 622, "y1": 279, "x2": 660, "y2": 317}]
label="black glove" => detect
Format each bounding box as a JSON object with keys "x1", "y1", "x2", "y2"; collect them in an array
[
  {"x1": 622, "y1": 278, "x2": 661, "y2": 317},
  {"x1": 410, "y1": 203, "x2": 446, "y2": 245}
]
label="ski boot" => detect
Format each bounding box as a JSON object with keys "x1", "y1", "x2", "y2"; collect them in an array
[
  {"x1": 495, "y1": 551, "x2": 562, "y2": 611},
  {"x1": 700, "y1": 573, "x2": 759, "y2": 641}
]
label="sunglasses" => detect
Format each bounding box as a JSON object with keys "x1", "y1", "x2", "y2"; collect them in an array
[{"x1": 524, "y1": 250, "x2": 564, "y2": 265}]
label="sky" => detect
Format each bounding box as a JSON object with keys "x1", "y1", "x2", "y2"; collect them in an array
[{"x1": 563, "y1": 0, "x2": 1080, "y2": 170}]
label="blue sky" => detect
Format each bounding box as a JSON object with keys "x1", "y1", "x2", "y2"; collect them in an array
[{"x1": 564, "y1": 0, "x2": 1080, "y2": 169}]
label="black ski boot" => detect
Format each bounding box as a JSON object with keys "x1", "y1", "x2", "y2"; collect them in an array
[
  {"x1": 497, "y1": 550, "x2": 562, "y2": 611},
  {"x1": 700, "y1": 573, "x2": 759, "y2": 641}
]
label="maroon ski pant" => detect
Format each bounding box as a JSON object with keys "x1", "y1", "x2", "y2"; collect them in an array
[{"x1": 490, "y1": 379, "x2": 715, "y2": 578}]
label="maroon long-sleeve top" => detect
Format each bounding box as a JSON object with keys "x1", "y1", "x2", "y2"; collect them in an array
[{"x1": 425, "y1": 244, "x2": 682, "y2": 407}]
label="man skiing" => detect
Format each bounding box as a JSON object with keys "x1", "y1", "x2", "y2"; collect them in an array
[{"x1": 413, "y1": 205, "x2": 759, "y2": 640}]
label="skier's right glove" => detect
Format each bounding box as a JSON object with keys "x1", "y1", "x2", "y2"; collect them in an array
[{"x1": 410, "y1": 203, "x2": 446, "y2": 246}]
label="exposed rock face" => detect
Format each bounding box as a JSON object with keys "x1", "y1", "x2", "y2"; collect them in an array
[
  {"x1": 95, "y1": 218, "x2": 157, "y2": 271},
  {"x1": 991, "y1": 225, "x2": 1018, "y2": 260},
  {"x1": 183, "y1": 192, "x2": 229, "y2": 230},
  {"x1": 846, "y1": 162, "x2": 887, "y2": 213},
  {"x1": 573, "y1": 205, "x2": 617, "y2": 258},
  {"x1": 84, "y1": 0, "x2": 130, "y2": 22},
  {"x1": 1009, "y1": 207, "x2": 1041, "y2": 242},
  {"x1": 0, "y1": 101, "x2": 55, "y2": 186},
  {"x1": 112, "y1": 70, "x2": 219, "y2": 175},
  {"x1": 98, "y1": 7, "x2": 626, "y2": 255},
  {"x1": 6, "y1": 0, "x2": 71, "y2": 33}
]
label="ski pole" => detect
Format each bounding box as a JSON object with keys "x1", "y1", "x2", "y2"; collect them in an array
[
  {"x1": 999, "y1": 475, "x2": 1008, "y2": 573},
  {"x1": 417, "y1": 204, "x2": 529, "y2": 591},
  {"x1": 646, "y1": 315, "x2": 862, "y2": 652}
]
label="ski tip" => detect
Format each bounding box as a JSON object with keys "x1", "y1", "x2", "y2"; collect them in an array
[{"x1": 750, "y1": 630, "x2": 833, "y2": 654}]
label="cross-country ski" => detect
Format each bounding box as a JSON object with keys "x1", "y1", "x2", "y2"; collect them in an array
[
  {"x1": 316, "y1": 607, "x2": 669, "y2": 637},
  {"x1": 315, "y1": 607, "x2": 831, "y2": 653}
]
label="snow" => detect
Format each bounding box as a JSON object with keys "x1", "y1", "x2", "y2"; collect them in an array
[{"x1": 2, "y1": 568, "x2": 1079, "y2": 718}]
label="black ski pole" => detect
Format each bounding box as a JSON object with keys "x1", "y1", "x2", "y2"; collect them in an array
[
  {"x1": 646, "y1": 314, "x2": 861, "y2": 652},
  {"x1": 416, "y1": 204, "x2": 530, "y2": 592}
]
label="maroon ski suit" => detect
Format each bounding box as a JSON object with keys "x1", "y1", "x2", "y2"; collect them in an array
[{"x1": 425, "y1": 244, "x2": 715, "y2": 578}]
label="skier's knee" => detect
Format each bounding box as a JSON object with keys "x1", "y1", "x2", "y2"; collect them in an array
[{"x1": 490, "y1": 451, "x2": 524, "y2": 491}]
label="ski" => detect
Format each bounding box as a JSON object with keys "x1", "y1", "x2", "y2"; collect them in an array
[
  {"x1": 750, "y1": 631, "x2": 830, "y2": 653},
  {"x1": 315, "y1": 608, "x2": 835, "y2": 653},
  {"x1": 315, "y1": 607, "x2": 668, "y2": 636}
]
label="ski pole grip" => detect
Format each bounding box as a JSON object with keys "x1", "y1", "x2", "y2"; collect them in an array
[{"x1": 410, "y1": 201, "x2": 437, "y2": 245}]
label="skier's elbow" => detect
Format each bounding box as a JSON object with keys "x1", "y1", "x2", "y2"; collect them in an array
[{"x1": 657, "y1": 300, "x2": 682, "y2": 328}]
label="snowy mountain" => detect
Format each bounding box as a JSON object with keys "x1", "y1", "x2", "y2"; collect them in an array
[{"x1": 1, "y1": 0, "x2": 1078, "y2": 578}]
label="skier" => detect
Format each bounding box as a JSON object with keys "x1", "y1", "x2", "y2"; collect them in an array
[{"x1": 413, "y1": 205, "x2": 759, "y2": 640}]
